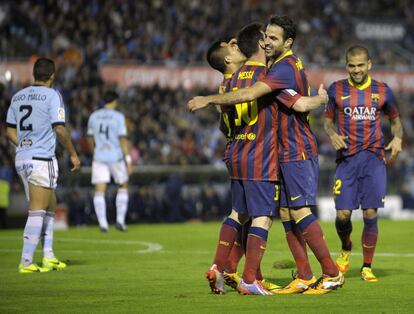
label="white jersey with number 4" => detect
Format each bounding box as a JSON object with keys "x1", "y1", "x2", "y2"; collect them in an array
[
  {"x1": 87, "y1": 108, "x2": 127, "y2": 163},
  {"x1": 6, "y1": 85, "x2": 66, "y2": 161}
]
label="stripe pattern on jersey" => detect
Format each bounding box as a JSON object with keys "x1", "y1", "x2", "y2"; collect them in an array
[
  {"x1": 223, "y1": 61, "x2": 278, "y2": 181},
  {"x1": 259, "y1": 50, "x2": 318, "y2": 162},
  {"x1": 325, "y1": 77, "x2": 399, "y2": 159},
  {"x1": 278, "y1": 54, "x2": 318, "y2": 162}
]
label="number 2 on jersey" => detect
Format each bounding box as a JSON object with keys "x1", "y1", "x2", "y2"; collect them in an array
[
  {"x1": 333, "y1": 179, "x2": 342, "y2": 195},
  {"x1": 19, "y1": 105, "x2": 33, "y2": 131}
]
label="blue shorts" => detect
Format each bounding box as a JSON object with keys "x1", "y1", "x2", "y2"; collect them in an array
[
  {"x1": 334, "y1": 150, "x2": 386, "y2": 210},
  {"x1": 231, "y1": 179, "x2": 278, "y2": 217},
  {"x1": 279, "y1": 156, "x2": 318, "y2": 208}
]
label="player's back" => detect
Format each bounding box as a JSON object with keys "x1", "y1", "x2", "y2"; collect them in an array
[
  {"x1": 87, "y1": 108, "x2": 126, "y2": 163},
  {"x1": 224, "y1": 61, "x2": 278, "y2": 181},
  {"x1": 7, "y1": 85, "x2": 65, "y2": 160}
]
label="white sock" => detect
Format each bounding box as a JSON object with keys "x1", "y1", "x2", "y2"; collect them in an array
[
  {"x1": 21, "y1": 210, "x2": 46, "y2": 267},
  {"x1": 41, "y1": 211, "x2": 55, "y2": 259},
  {"x1": 116, "y1": 188, "x2": 129, "y2": 225},
  {"x1": 93, "y1": 192, "x2": 108, "y2": 229}
]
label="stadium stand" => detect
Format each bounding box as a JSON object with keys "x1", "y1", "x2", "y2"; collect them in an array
[{"x1": 1, "y1": 0, "x2": 414, "y2": 224}]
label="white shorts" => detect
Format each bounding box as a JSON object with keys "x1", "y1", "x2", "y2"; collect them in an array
[
  {"x1": 15, "y1": 158, "x2": 59, "y2": 201},
  {"x1": 91, "y1": 160, "x2": 128, "y2": 185}
]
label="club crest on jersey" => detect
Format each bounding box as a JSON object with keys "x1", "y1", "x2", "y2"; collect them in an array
[
  {"x1": 344, "y1": 107, "x2": 376, "y2": 121},
  {"x1": 371, "y1": 93, "x2": 380, "y2": 102},
  {"x1": 19, "y1": 138, "x2": 33, "y2": 148}
]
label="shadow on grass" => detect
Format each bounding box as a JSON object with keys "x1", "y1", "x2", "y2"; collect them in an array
[
  {"x1": 342, "y1": 267, "x2": 396, "y2": 278},
  {"x1": 62, "y1": 259, "x2": 89, "y2": 266},
  {"x1": 264, "y1": 275, "x2": 295, "y2": 287}
]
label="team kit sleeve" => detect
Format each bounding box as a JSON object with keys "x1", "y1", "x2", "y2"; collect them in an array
[
  {"x1": 274, "y1": 89, "x2": 301, "y2": 109},
  {"x1": 259, "y1": 62, "x2": 297, "y2": 92},
  {"x1": 382, "y1": 84, "x2": 400, "y2": 120},
  {"x1": 324, "y1": 84, "x2": 336, "y2": 119},
  {"x1": 49, "y1": 91, "x2": 66, "y2": 127},
  {"x1": 6, "y1": 105, "x2": 17, "y2": 128}
]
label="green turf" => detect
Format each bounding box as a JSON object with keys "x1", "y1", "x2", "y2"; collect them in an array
[{"x1": 1, "y1": 220, "x2": 414, "y2": 313}]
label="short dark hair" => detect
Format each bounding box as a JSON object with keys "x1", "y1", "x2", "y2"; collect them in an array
[
  {"x1": 103, "y1": 90, "x2": 119, "y2": 104},
  {"x1": 33, "y1": 58, "x2": 55, "y2": 81},
  {"x1": 206, "y1": 40, "x2": 227, "y2": 73},
  {"x1": 268, "y1": 15, "x2": 296, "y2": 43},
  {"x1": 346, "y1": 45, "x2": 371, "y2": 62},
  {"x1": 237, "y1": 23, "x2": 265, "y2": 58}
]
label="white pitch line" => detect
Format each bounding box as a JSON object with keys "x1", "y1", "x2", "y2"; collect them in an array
[
  {"x1": 0, "y1": 237, "x2": 163, "y2": 254},
  {"x1": 0, "y1": 249, "x2": 162, "y2": 255},
  {"x1": 147, "y1": 249, "x2": 414, "y2": 258},
  {"x1": 1, "y1": 236, "x2": 414, "y2": 257}
]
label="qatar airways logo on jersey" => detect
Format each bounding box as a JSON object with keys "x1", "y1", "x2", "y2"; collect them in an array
[{"x1": 344, "y1": 107, "x2": 377, "y2": 121}]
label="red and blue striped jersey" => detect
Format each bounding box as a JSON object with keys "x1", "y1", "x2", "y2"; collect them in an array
[
  {"x1": 223, "y1": 61, "x2": 278, "y2": 181},
  {"x1": 325, "y1": 76, "x2": 399, "y2": 159},
  {"x1": 260, "y1": 50, "x2": 318, "y2": 162}
]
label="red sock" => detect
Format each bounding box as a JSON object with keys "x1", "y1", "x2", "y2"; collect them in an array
[
  {"x1": 362, "y1": 217, "x2": 378, "y2": 265},
  {"x1": 298, "y1": 215, "x2": 338, "y2": 277},
  {"x1": 256, "y1": 266, "x2": 263, "y2": 281},
  {"x1": 243, "y1": 227, "x2": 268, "y2": 284},
  {"x1": 225, "y1": 235, "x2": 244, "y2": 273},
  {"x1": 284, "y1": 221, "x2": 313, "y2": 279},
  {"x1": 213, "y1": 220, "x2": 240, "y2": 272}
]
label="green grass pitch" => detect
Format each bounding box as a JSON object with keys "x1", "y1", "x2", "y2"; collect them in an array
[{"x1": 1, "y1": 220, "x2": 414, "y2": 313}]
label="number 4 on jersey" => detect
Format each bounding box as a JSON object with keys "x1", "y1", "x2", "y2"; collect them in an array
[{"x1": 99, "y1": 124, "x2": 109, "y2": 140}]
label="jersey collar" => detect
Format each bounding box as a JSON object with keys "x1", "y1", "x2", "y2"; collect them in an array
[
  {"x1": 348, "y1": 75, "x2": 372, "y2": 90},
  {"x1": 273, "y1": 49, "x2": 294, "y2": 64},
  {"x1": 244, "y1": 60, "x2": 267, "y2": 67},
  {"x1": 223, "y1": 73, "x2": 233, "y2": 79}
]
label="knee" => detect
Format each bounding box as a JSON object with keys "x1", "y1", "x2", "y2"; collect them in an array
[
  {"x1": 290, "y1": 207, "x2": 312, "y2": 222},
  {"x1": 251, "y1": 216, "x2": 273, "y2": 230},
  {"x1": 119, "y1": 183, "x2": 128, "y2": 190},
  {"x1": 363, "y1": 208, "x2": 377, "y2": 219},
  {"x1": 336, "y1": 210, "x2": 352, "y2": 222},
  {"x1": 228, "y1": 210, "x2": 249, "y2": 225},
  {"x1": 95, "y1": 184, "x2": 106, "y2": 193}
]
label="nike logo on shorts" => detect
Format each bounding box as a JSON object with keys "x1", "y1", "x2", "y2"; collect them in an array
[{"x1": 291, "y1": 195, "x2": 302, "y2": 201}]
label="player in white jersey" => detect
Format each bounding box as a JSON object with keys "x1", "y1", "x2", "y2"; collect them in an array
[
  {"x1": 6, "y1": 58, "x2": 81, "y2": 273},
  {"x1": 87, "y1": 91, "x2": 132, "y2": 232}
]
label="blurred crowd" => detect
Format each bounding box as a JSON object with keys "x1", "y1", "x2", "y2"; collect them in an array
[
  {"x1": 1, "y1": 0, "x2": 414, "y2": 226},
  {"x1": 1, "y1": 0, "x2": 413, "y2": 66}
]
